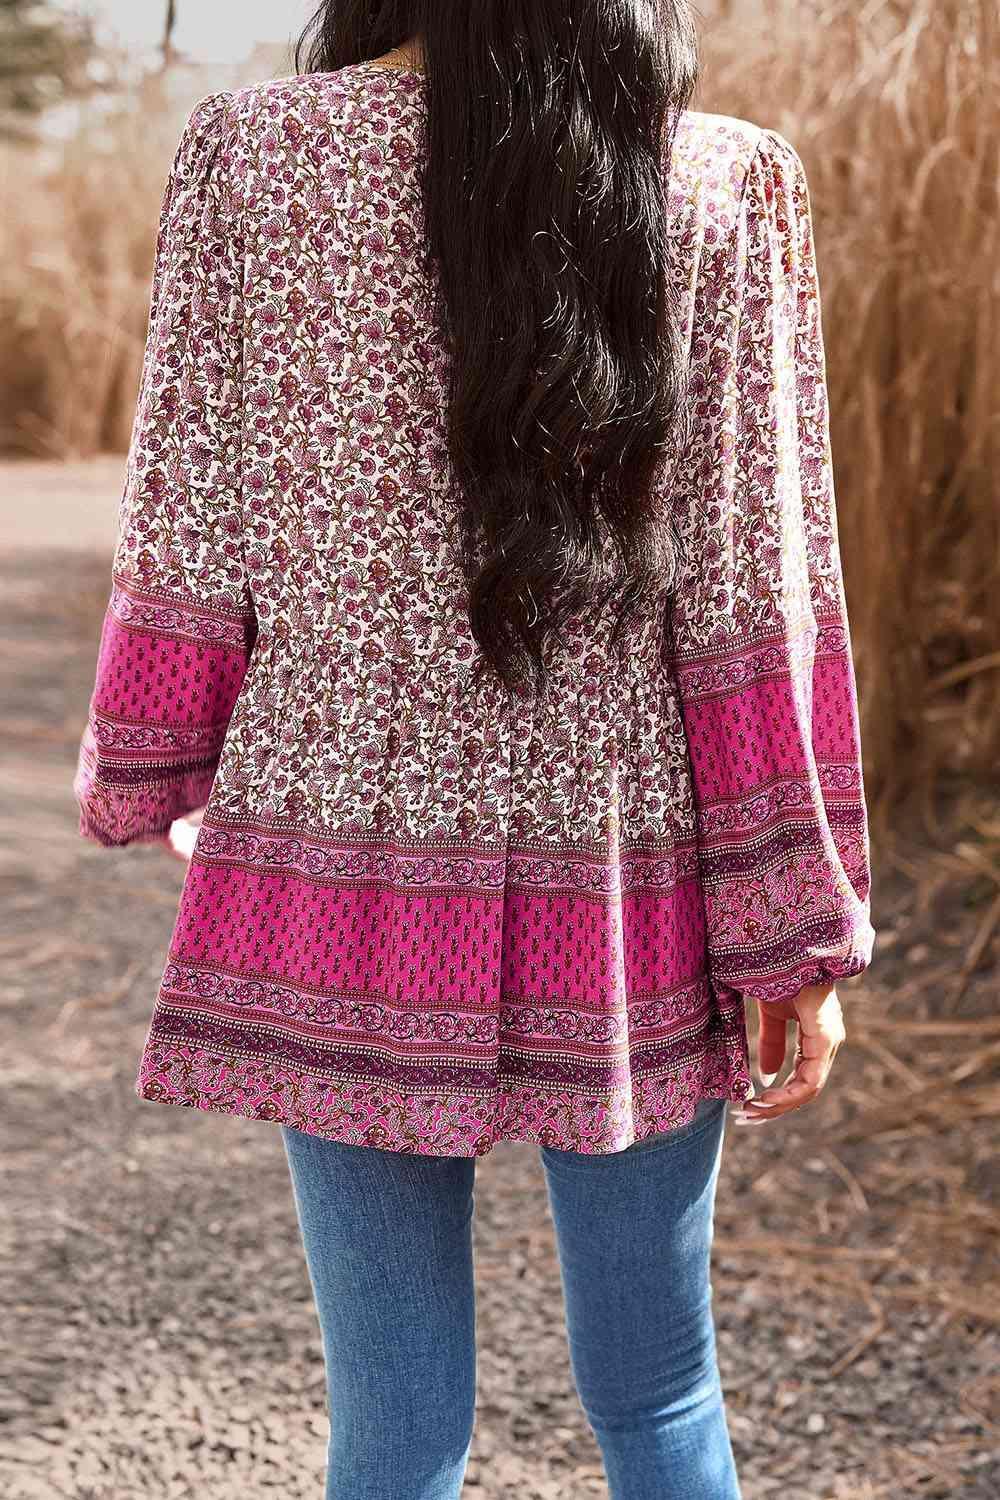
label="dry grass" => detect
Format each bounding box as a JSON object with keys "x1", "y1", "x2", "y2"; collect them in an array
[
  {"x1": 3, "y1": 3, "x2": 998, "y2": 833},
  {"x1": 0, "y1": 75, "x2": 183, "y2": 457},
  {"x1": 700, "y1": 0, "x2": 1000, "y2": 827}
]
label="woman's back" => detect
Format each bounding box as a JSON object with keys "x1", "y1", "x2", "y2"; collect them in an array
[{"x1": 74, "y1": 61, "x2": 874, "y2": 1157}]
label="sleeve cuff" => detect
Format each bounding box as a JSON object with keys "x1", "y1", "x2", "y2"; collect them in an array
[{"x1": 720, "y1": 918, "x2": 877, "y2": 1006}]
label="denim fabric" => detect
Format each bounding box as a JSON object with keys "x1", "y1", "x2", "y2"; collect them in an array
[{"x1": 281, "y1": 1095, "x2": 740, "y2": 1499}]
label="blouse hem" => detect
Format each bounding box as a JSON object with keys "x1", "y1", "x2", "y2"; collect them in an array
[{"x1": 136, "y1": 1034, "x2": 754, "y2": 1159}]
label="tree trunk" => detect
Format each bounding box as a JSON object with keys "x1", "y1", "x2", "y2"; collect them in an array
[{"x1": 161, "y1": 0, "x2": 176, "y2": 69}]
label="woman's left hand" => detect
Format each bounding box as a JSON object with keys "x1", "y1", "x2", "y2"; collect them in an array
[{"x1": 734, "y1": 981, "x2": 846, "y2": 1125}]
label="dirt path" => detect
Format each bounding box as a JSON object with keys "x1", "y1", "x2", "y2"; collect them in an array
[
  {"x1": 2, "y1": 458, "x2": 123, "y2": 553},
  {"x1": 3, "y1": 465, "x2": 997, "y2": 1499}
]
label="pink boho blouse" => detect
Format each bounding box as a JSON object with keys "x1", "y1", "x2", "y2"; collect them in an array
[{"x1": 75, "y1": 61, "x2": 876, "y2": 1157}]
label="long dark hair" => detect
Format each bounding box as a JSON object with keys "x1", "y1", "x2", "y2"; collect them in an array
[{"x1": 296, "y1": 3, "x2": 699, "y2": 697}]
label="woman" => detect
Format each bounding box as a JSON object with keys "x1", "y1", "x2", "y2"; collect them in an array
[{"x1": 75, "y1": 3, "x2": 876, "y2": 1495}]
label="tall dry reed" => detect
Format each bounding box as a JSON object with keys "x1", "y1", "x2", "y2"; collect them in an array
[
  {"x1": 700, "y1": 0, "x2": 1000, "y2": 825},
  {"x1": 1, "y1": 77, "x2": 188, "y2": 456},
  {"x1": 3, "y1": 6, "x2": 997, "y2": 824}
]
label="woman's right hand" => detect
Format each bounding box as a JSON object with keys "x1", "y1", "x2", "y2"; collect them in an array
[
  {"x1": 734, "y1": 981, "x2": 847, "y2": 1126},
  {"x1": 167, "y1": 808, "x2": 206, "y2": 863}
]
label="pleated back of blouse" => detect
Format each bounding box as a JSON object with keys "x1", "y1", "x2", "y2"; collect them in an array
[{"x1": 75, "y1": 61, "x2": 875, "y2": 1156}]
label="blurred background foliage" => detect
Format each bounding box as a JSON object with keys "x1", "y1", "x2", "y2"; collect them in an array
[
  {"x1": 705, "y1": 0, "x2": 999, "y2": 845},
  {"x1": 0, "y1": 0, "x2": 97, "y2": 136},
  {"x1": 3, "y1": 0, "x2": 998, "y2": 840}
]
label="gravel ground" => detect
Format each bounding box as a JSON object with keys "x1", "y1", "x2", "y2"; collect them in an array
[{"x1": 2, "y1": 526, "x2": 998, "y2": 1500}]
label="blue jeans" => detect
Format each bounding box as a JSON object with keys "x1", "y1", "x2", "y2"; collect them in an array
[{"x1": 281, "y1": 1096, "x2": 740, "y2": 1499}]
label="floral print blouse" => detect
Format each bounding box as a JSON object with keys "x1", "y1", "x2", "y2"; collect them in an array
[{"x1": 74, "y1": 61, "x2": 876, "y2": 1156}]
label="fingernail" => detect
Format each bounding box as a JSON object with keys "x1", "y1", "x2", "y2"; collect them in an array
[
  {"x1": 731, "y1": 1114, "x2": 769, "y2": 1126},
  {"x1": 750, "y1": 1098, "x2": 780, "y2": 1108},
  {"x1": 760, "y1": 1072, "x2": 777, "y2": 1087}
]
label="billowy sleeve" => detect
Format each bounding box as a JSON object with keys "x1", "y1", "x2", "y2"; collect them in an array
[
  {"x1": 74, "y1": 91, "x2": 256, "y2": 846},
  {"x1": 664, "y1": 129, "x2": 876, "y2": 1006}
]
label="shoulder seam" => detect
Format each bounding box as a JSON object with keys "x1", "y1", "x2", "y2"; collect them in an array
[
  {"x1": 735, "y1": 127, "x2": 770, "y2": 217},
  {"x1": 187, "y1": 89, "x2": 249, "y2": 241},
  {"x1": 735, "y1": 126, "x2": 807, "y2": 216}
]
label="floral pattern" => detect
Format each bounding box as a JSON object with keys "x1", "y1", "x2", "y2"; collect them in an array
[{"x1": 75, "y1": 63, "x2": 875, "y2": 1156}]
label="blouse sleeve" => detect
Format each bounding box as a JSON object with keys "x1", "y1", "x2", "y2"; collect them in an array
[
  {"x1": 664, "y1": 129, "x2": 876, "y2": 1007},
  {"x1": 74, "y1": 92, "x2": 257, "y2": 847}
]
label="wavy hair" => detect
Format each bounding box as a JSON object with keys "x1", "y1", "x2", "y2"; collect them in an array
[{"x1": 296, "y1": 2, "x2": 699, "y2": 696}]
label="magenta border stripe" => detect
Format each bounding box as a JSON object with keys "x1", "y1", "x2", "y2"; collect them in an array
[
  {"x1": 135, "y1": 1026, "x2": 753, "y2": 1157},
  {"x1": 146, "y1": 1000, "x2": 744, "y2": 1094},
  {"x1": 155, "y1": 959, "x2": 713, "y2": 1047},
  {"x1": 193, "y1": 819, "x2": 702, "y2": 897},
  {"x1": 110, "y1": 576, "x2": 251, "y2": 649}
]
